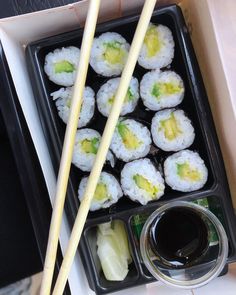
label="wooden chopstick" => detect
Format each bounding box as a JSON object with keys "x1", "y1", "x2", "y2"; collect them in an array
[
  {"x1": 51, "y1": 1, "x2": 157, "y2": 294},
  {"x1": 39, "y1": 1, "x2": 101, "y2": 294}
]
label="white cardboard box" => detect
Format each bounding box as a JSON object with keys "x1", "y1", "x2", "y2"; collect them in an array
[{"x1": 0, "y1": 0, "x2": 235, "y2": 294}]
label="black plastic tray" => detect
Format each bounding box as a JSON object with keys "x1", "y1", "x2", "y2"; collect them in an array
[{"x1": 26, "y1": 4, "x2": 236, "y2": 294}]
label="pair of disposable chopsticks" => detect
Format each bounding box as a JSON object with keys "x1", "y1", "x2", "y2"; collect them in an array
[{"x1": 40, "y1": 0, "x2": 157, "y2": 294}]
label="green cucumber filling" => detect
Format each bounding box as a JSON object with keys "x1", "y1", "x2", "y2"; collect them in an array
[
  {"x1": 103, "y1": 41, "x2": 125, "y2": 64},
  {"x1": 160, "y1": 113, "x2": 182, "y2": 140},
  {"x1": 108, "y1": 87, "x2": 134, "y2": 106},
  {"x1": 177, "y1": 162, "x2": 202, "y2": 181},
  {"x1": 133, "y1": 174, "x2": 159, "y2": 197},
  {"x1": 94, "y1": 183, "x2": 110, "y2": 201},
  {"x1": 144, "y1": 25, "x2": 162, "y2": 57},
  {"x1": 125, "y1": 87, "x2": 134, "y2": 102},
  {"x1": 81, "y1": 137, "x2": 99, "y2": 154},
  {"x1": 54, "y1": 60, "x2": 75, "y2": 73},
  {"x1": 152, "y1": 82, "x2": 182, "y2": 99},
  {"x1": 117, "y1": 123, "x2": 141, "y2": 149}
]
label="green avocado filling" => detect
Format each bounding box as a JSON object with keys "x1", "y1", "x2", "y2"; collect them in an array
[
  {"x1": 94, "y1": 183, "x2": 109, "y2": 201},
  {"x1": 133, "y1": 174, "x2": 158, "y2": 197},
  {"x1": 81, "y1": 137, "x2": 99, "y2": 154},
  {"x1": 103, "y1": 41, "x2": 125, "y2": 64},
  {"x1": 144, "y1": 25, "x2": 162, "y2": 58},
  {"x1": 117, "y1": 123, "x2": 141, "y2": 150},
  {"x1": 160, "y1": 113, "x2": 182, "y2": 140},
  {"x1": 66, "y1": 98, "x2": 72, "y2": 108},
  {"x1": 177, "y1": 162, "x2": 202, "y2": 181},
  {"x1": 108, "y1": 87, "x2": 134, "y2": 106},
  {"x1": 54, "y1": 60, "x2": 75, "y2": 73},
  {"x1": 152, "y1": 82, "x2": 182, "y2": 99}
]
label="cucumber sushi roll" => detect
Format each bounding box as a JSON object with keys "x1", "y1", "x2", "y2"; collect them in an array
[
  {"x1": 138, "y1": 23, "x2": 174, "y2": 70},
  {"x1": 72, "y1": 129, "x2": 114, "y2": 172},
  {"x1": 110, "y1": 119, "x2": 151, "y2": 162},
  {"x1": 151, "y1": 109, "x2": 195, "y2": 152},
  {"x1": 51, "y1": 86, "x2": 95, "y2": 128},
  {"x1": 90, "y1": 32, "x2": 130, "y2": 77},
  {"x1": 78, "y1": 172, "x2": 123, "y2": 211},
  {"x1": 121, "y1": 158, "x2": 165, "y2": 205},
  {"x1": 97, "y1": 77, "x2": 139, "y2": 117},
  {"x1": 164, "y1": 150, "x2": 208, "y2": 192},
  {"x1": 140, "y1": 70, "x2": 184, "y2": 111},
  {"x1": 44, "y1": 46, "x2": 80, "y2": 86}
]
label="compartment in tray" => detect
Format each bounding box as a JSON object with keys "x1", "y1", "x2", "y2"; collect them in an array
[
  {"x1": 84, "y1": 219, "x2": 139, "y2": 292},
  {"x1": 25, "y1": 3, "x2": 236, "y2": 294},
  {"x1": 129, "y1": 195, "x2": 233, "y2": 277},
  {"x1": 26, "y1": 5, "x2": 215, "y2": 221}
]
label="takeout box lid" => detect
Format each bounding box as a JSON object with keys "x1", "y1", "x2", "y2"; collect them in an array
[{"x1": 0, "y1": 0, "x2": 235, "y2": 294}]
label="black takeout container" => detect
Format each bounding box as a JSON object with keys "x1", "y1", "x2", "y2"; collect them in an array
[{"x1": 26, "y1": 4, "x2": 236, "y2": 294}]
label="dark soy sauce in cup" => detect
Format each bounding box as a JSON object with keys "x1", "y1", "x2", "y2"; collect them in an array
[{"x1": 150, "y1": 207, "x2": 209, "y2": 268}]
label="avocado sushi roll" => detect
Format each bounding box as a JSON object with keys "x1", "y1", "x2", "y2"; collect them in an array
[
  {"x1": 138, "y1": 23, "x2": 174, "y2": 70},
  {"x1": 164, "y1": 150, "x2": 208, "y2": 192},
  {"x1": 140, "y1": 70, "x2": 184, "y2": 111},
  {"x1": 97, "y1": 77, "x2": 139, "y2": 117},
  {"x1": 121, "y1": 158, "x2": 165, "y2": 205},
  {"x1": 51, "y1": 86, "x2": 95, "y2": 128},
  {"x1": 151, "y1": 109, "x2": 195, "y2": 152},
  {"x1": 110, "y1": 118, "x2": 151, "y2": 162},
  {"x1": 44, "y1": 46, "x2": 80, "y2": 86},
  {"x1": 78, "y1": 172, "x2": 123, "y2": 211},
  {"x1": 72, "y1": 129, "x2": 114, "y2": 172},
  {"x1": 90, "y1": 32, "x2": 130, "y2": 77}
]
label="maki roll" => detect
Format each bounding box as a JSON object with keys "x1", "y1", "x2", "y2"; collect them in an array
[
  {"x1": 78, "y1": 172, "x2": 123, "y2": 211},
  {"x1": 51, "y1": 86, "x2": 95, "y2": 128},
  {"x1": 140, "y1": 70, "x2": 184, "y2": 111},
  {"x1": 121, "y1": 158, "x2": 165, "y2": 205},
  {"x1": 151, "y1": 109, "x2": 195, "y2": 152},
  {"x1": 72, "y1": 129, "x2": 114, "y2": 172},
  {"x1": 97, "y1": 77, "x2": 139, "y2": 117},
  {"x1": 90, "y1": 32, "x2": 130, "y2": 77},
  {"x1": 44, "y1": 46, "x2": 80, "y2": 86},
  {"x1": 110, "y1": 118, "x2": 151, "y2": 162},
  {"x1": 164, "y1": 150, "x2": 208, "y2": 192},
  {"x1": 138, "y1": 23, "x2": 174, "y2": 70}
]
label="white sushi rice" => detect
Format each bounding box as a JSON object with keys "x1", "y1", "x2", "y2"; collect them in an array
[
  {"x1": 151, "y1": 109, "x2": 195, "y2": 152},
  {"x1": 164, "y1": 150, "x2": 208, "y2": 192},
  {"x1": 90, "y1": 32, "x2": 130, "y2": 77},
  {"x1": 121, "y1": 158, "x2": 165, "y2": 205},
  {"x1": 72, "y1": 128, "x2": 114, "y2": 172},
  {"x1": 110, "y1": 118, "x2": 151, "y2": 162},
  {"x1": 44, "y1": 46, "x2": 80, "y2": 86},
  {"x1": 78, "y1": 172, "x2": 123, "y2": 211},
  {"x1": 140, "y1": 70, "x2": 184, "y2": 111},
  {"x1": 97, "y1": 77, "x2": 139, "y2": 117},
  {"x1": 138, "y1": 23, "x2": 174, "y2": 70},
  {"x1": 51, "y1": 86, "x2": 95, "y2": 128}
]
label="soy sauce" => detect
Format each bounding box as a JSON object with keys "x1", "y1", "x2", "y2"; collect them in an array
[{"x1": 150, "y1": 208, "x2": 209, "y2": 268}]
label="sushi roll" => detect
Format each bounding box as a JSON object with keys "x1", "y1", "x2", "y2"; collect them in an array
[
  {"x1": 140, "y1": 70, "x2": 184, "y2": 111},
  {"x1": 110, "y1": 118, "x2": 151, "y2": 162},
  {"x1": 164, "y1": 150, "x2": 208, "y2": 192},
  {"x1": 97, "y1": 77, "x2": 139, "y2": 117},
  {"x1": 138, "y1": 23, "x2": 174, "y2": 70},
  {"x1": 72, "y1": 128, "x2": 114, "y2": 172},
  {"x1": 90, "y1": 32, "x2": 130, "y2": 77},
  {"x1": 44, "y1": 46, "x2": 80, "y2": 86},
  {"x1": 78, "y1": 172, "x2": 123, "y2": 211},
  {"x1": 151, "y1": 109, "x2": 195, "y2": 152},
  {"x1": 121, "y1": 158, "x2": 165, "y2": 205},
  {"x1": 51, "y1": 86, "x2": 95, "y2": 128}
]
